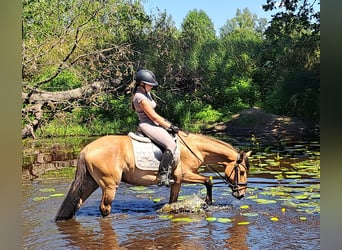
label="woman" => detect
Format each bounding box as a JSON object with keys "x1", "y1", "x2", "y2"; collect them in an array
[{"x1": 132, "y1": 69, "x2": 179, "y2": 187}]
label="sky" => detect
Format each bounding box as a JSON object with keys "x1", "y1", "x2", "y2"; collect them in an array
[{"x1": 142, "y1": 0, "x2": 278, "y2": 33}]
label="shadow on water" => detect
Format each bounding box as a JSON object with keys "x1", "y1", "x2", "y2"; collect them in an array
[{"x1": 22, "y1": 135, "x2": 320, "y2": 249}]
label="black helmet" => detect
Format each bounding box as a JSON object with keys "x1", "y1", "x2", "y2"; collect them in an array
[{"x1": 135, "y1": 69, "x2": 158, "y2": 86}]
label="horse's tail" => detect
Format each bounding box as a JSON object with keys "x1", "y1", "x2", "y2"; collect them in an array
[{"x1": 55, "y1": 151, "x2": 88, "y2": 221}]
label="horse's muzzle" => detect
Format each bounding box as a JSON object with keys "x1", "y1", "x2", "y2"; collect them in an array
[{"x1": 232, "y1": 191, "x2": 244, "y2": 200}]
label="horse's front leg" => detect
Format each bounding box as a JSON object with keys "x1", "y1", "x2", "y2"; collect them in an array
[
  {"x1": 169, "y1": 182, "x2": 181, "y2": 203},
  {"x1": 204, "y1": 179, "x2": 213, "y2": 205},
  {"x1": 182, "y1": 171, "x2": 213, "y2": 205}
]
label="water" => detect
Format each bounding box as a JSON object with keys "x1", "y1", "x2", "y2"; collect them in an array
[{"x1": 22, "y1": 137, "x2": 320, "y2": 249}]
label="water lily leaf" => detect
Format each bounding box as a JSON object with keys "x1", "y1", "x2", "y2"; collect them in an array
[
  {"x1": 129, "y1": 186, "x2": 147, "y2": 192},
  {"x1": 39, "y1": 188, "x2": 56, "y2": 193},
  {"x1": 275, "y1": 174, "x2": 284, "y2": 180},
  {"x1": 310, "y1": 193, "x2": 320, "y2": 199},
  {"x1": 284, "y1": 171, "x2": 298, "y2": 175},
  {"x1": 270, "y1": 217, "x2": 279, "y2": 221},
  {"x1": 159, "y1": 215, "x2": 173, "y2": 219},
  {"x1": 240, "y1": 205, "x2": 249, "y2": 209},
  {"x1": 286, "y1": 175, "x2": 302, "y2": 179},
  {"x1": 270, "y1": 171, "x2": 283, "y2": 175},
  {"x1": 237, "y1": 221, "x2": 250, "y2": 225},
  {"x1": 281, "y1": 201, "x2": 299, "y2": 207},
  {"x1": 49, "y1": 193, "x2": 64, "y2": 197},
  {"x1": 172, "y1": 217, "x2": 198, "y2": 223},
  {"x1": 241, "y1": 212, "x2": 259, "y2": 217},
  {"x1": 217, "y1": 218, "x2": 232, "y2": 223},
  {"x1": 293, "y1": 194, "x2": 309, "y2": 200},
  {"x1": 254, "y1": 199, "x2": 277, "y2": 204},
  {"x1": 206, "y1": 217, "x2": 217, "y2": 222},
  {"x1": 33, "y1": 196, "x2": 50, "y2": 202}
]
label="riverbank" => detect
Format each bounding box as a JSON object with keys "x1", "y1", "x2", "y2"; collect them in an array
[{"x1": 205, "y1": 107, "x2": 320, "y2": 144}]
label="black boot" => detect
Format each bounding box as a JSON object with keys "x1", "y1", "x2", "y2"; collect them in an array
[{"x1": 157, "y1": 149, "x2": 175, "y2": 187}]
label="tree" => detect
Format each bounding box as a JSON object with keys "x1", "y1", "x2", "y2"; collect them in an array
[
  {"x1": 259, "y1": 0, "x2": 320, "y2": 121},
  {"x1": 208, "y1": 8, "x2": 265, "y2": 112},
  {"x1": 180, "y1": 9, "x2": 216, "y2": 74},
  {"x1": 22, "y1": 0, "x2": 151, "y2": 139}
]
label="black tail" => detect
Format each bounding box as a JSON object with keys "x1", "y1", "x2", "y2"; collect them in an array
[{"x1": 55, "y1": 152, "x2": 87, "y2": 221}]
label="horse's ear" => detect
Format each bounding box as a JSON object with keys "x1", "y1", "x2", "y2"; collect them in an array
[{"x1": 245, "y1": 151, "x2": 252, "y2": 157}]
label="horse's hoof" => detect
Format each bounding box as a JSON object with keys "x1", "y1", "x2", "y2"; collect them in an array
[{"x1": 205, "y1": 199, "x2": 212, "y2": 205}]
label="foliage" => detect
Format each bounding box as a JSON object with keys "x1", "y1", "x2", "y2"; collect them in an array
[
  {"x1": 22, "y1": 0, "x2": 320, "y2": 138},
  {"x1": 180, "y1": 9, "x2": 217, "y2": 74},
  {"x1": 258, "y1": 0, "x2": 320, "y2": 121}
]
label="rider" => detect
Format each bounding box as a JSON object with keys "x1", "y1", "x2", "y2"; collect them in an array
[{"x1": 132, "y1": 69, "x2": 179, "y2": 187}]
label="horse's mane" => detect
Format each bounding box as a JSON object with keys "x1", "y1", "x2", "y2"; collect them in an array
[{"x1": 186, "y1": 132, "x2": 238, "y2": 153}]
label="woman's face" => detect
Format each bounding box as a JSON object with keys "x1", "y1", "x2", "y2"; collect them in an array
[{"x1": 144, "y1": 84, "x2": 153, "y2": 92}]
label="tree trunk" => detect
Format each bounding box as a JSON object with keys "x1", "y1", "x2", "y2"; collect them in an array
[{"x1": 22, "y1": 81, "x2": 106, "y2": 139}]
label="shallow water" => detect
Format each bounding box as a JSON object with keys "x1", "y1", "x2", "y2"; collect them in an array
[{"x1": 22, "y1": 138, "x2": 320, "y2": 250}]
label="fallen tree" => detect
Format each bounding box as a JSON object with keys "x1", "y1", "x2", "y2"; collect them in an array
[{"x1": 21, "y1": 81, "x2": 111, "y2": 139}]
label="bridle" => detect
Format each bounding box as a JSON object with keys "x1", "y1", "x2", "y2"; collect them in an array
[
  {"x1": 225, "y1": 153, "x2": 248, "y2": 193},
  {"x1": 177, "y1": 133, "x2": 248, "y2": 192}
]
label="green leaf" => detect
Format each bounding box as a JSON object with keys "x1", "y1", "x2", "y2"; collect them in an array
[{"x1": 39, "y1": 188, "x2": 56, "y2": 193}]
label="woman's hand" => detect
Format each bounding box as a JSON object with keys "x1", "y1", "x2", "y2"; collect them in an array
[{"x1": 169, "y1": 125, "x2": 180, "y2": 134}]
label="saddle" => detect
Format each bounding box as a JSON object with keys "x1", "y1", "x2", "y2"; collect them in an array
[{"x1": 128, "y1": 131, "x2": 180, "y2": 171}]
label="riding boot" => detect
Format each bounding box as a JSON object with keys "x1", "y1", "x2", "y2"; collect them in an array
[{"x1": 157, "y1": 149, "x2": 175, "y2": 187}]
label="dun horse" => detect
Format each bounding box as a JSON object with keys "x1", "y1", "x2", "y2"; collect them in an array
[{"x1": 55, "y1": 131, "x2": 251, "y2": 221}]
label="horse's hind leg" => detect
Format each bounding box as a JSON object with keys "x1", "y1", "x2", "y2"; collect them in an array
[{"x1": 99, "y1": 184, "x2": 117, "y2": 217}]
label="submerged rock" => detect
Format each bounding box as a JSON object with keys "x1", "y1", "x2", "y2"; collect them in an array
[{"x1": 158, "y1": 195, "x2": 208, "y2": 213}]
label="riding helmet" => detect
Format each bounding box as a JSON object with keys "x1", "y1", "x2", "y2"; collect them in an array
[{"x1": 135, "y1": 69, "x2": 159, "y2": 86}]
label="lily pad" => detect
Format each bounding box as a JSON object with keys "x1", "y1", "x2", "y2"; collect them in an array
[
  {"x1": 270, "y1": 217, "x2": 279, "y2": 221},
  {"x1": 286, "y1": 175, "x2": 302, "y2": 179},
  {"x1": 49, "y1": 193, "x2": 64, "y2": 197},
  {"x1": 129, "y1": 186, "x2": 147, "y2": 191},
  {"x1": 217, "y1": 218, "x2": 232, "y2": 223},
  {"x1": 293, "y1": 194, "x2": 309, "y2": 200},
  {"x1": 237, "y1": 221, "x2": 250, "y2": 225},
  {"x1": 39, "y1": 188, "x2": 56, "y2": 193},
  {"x1": 254, "y1": 199, "x2": 277, "y2": 204},
  {"x1": 33, "y1": 196, "x2": 50, "y2": 202},
  {"x1": 241, "y1": 212, "x2": 259, "y2": 217},
  {"x1": 159, "y1": 215, "x2": 173, "y2": 219},
  {"x1": 172, "y1": 217, "x2": 200, "y2": 223},
  {"x1": 206, "y1": 217, "x2": 217, "y2": 222},
  {"x1": 240, "y1": 205, "x2": 249, "y2": 209}
]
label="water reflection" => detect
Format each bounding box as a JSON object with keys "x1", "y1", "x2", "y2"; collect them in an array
[
  {"x1": 57, "y1": 216, "x2": 209, "y2": 249},
  {"x1": 57, "y1": 218, "x2": 125, "y2": 250},
  {"x1": 225, "y1": 215, "x2": 249, "y2": 250}
]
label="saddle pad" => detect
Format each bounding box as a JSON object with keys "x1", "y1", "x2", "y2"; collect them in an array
[
  {"x1": 130, "y1": 139, "x2": 163, "y2": 170},
  {"x1": 129, "y1": 135, "x2": 180, "y2": 171}
]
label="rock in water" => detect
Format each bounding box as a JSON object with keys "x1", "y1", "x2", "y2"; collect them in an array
[{"x1": 158, "y1": 195, "x2": 208, "y2": 213}]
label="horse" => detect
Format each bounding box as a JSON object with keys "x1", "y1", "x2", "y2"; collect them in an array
[{"x1": 55, "y1": 131, "x2": 252, "y2": 221}]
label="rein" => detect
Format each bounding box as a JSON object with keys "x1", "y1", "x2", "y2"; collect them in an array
[{"x1": 177, "y1": 133, "x2": 247, "y2": 190}]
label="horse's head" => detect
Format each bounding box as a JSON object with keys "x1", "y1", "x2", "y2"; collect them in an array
[{"x1": 224, "y1": 151, "x2": 252, "y2": 199}]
